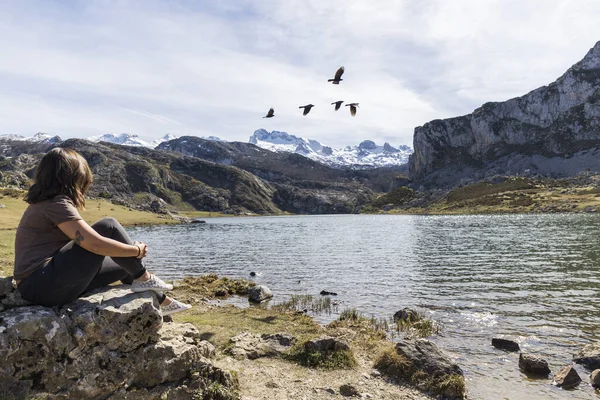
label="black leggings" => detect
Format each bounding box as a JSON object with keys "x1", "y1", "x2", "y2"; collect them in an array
[{"x1": 18, "y1": 217, "x2": 162, "y2": 306}]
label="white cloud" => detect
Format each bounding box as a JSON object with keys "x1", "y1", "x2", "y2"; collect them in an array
[{"x1": 0, "y1": 0, "x2": 599, "y2": 148}]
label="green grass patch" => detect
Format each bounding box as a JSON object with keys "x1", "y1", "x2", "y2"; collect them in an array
[
  {"x1": 446, "y1": 178, "x2": 535, "y2": 203},
  {"x1": 272, "y1": 294, "x2": 336, "y2": 315},
  {"x1": 287, "y1": 347, "x2": 357, "y2": 370},
  {"x1": 371, "y1": 186, "x2": 415, "y2": 208},
  {"x1": 174, "y1": 304, "x2": 321, "y2": 349},
  {"x1": 394, "y1": 312, "x2": 441, "y2": 339}
]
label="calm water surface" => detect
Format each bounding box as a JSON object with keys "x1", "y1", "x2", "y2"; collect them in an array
[{"x1": 130, "y1": 214, "x2": 600, "y2": 400}]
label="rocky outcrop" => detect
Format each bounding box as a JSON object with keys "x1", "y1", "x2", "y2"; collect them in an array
[
  {"x1": 409, "y1": 41, "x2": 600, "y2": 183},
  {"x1": 573, "y1": 342, "x2": 600, "y2": 370},
  {"x1": 0, "y1": 281, "x2": 238, "y2": 400}
]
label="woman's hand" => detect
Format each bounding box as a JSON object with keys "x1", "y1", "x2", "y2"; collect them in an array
[{"x1": 134, "y1": 241, "x2": 148, "y2": 259}]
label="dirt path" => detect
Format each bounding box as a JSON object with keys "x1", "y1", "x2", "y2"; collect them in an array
[{"x1": 216, "y1": 355, "x2": 434, "y2": 400}]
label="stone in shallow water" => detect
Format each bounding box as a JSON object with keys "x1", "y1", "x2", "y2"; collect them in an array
[
  {"x1": 573, "y1": 343, "x2": 600, "y2": 370},
  {"x1": 492, "y1": 338, "x2": 520, "y2": 352},
  {"x1": 519, "y1": 353, "x2": 551, "y2": 376},
  {"x1": 552, "y1": 364, "x2": 581, "y2": 388}
]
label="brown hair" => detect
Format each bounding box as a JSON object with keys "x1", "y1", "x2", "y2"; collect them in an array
[{"x1": 25, "y1": 148, "x2": 93, "y2": 209}]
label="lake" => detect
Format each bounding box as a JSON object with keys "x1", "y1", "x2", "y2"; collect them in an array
[{"x1": 129, "y1": 214, "x2": 600, "y2": 400}]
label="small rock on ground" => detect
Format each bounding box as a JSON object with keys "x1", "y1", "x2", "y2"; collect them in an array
[{"x1": 339, "y1": 384, "x2": 359, "y2": 397}]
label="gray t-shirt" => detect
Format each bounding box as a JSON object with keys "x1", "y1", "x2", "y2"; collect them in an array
[{"x1": 14, "y1": 195, "x2": 82, "y2": 280}]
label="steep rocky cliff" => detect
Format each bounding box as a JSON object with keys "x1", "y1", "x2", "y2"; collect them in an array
[{"x1": 409, "y1": 41, "x2": 600, "y2": 184}]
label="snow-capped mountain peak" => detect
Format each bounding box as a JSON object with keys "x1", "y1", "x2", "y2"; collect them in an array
[
  {"x1": 0, "y1": 132, "x2": 62, "y2": 144},
  {"x1": 249, "y1": 129, "x2": 412, "y2": 169},
  {"x1": 150, "y1": 133, "x2": 179, "y2": 148},
  {"x1": 89, "y1": 133, "x2": 222, "y2": 148},
  {"x1": 88, "y1": 133, "x2": 150, "y2": 147}
]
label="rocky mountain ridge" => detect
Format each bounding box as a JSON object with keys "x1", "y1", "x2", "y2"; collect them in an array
[
  {"x1": 2, "y1": 130, "x2": 412, "y2": 170},
  {"x1": 409, "y1": 41, "x2": 600, "y2": 186},
  {"x1": 0, "y1": 137, "x2": 405, "y2": 215}
]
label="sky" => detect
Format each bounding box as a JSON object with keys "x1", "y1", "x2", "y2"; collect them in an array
[{"x1": 0, "y1": 0, "x2": 599, "y2": 148}]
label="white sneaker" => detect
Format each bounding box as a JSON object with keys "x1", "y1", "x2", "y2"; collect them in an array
[
  {"x1": 161, "y1": 298, "x2": 192, "y2": 316},
  {"x1": 131, "y1": 273, "x2": 173, "y2": 293}
]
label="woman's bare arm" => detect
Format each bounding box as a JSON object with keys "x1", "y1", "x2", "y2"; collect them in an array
[{"x1": 57, "y1": 219, "x2": 146, "y2": 258}]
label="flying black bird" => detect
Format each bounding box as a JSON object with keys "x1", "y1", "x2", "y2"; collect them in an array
[
  {"x1": 263, "y1": 108, "x2": 275, "y2": 118},
  {"x1": 328, "y1": 66, "x2": 344, "y2": 84},
  {"x1": 331, "y1": 101, "x2": 344, "y2": 111},
  {"x1": 345, "y1": 103, "x2": 359, "y2": 116},
  {"x1": 299, "y1": 104, "x2": 315, "y2": 116}
]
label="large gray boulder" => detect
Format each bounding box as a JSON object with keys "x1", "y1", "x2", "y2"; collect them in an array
[
  {"x1": 573, "y1": 342, "x2": 600, "y2": 370},
  {"x1": 248, "y1": 284, "x2": 273, "y2": 303},
  {"x1": 395, "y1": 339, "x2": 463, "y2": 378},
  {"x1": 0, "y1": 283, "x2": 238, "y2": 399}
]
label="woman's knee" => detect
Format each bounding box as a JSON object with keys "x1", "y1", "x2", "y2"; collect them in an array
[{"x1": 91, "y1": 217, "x2": 120, "y2": 235}]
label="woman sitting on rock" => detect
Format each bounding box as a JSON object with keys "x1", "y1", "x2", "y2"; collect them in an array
[{"x1": 13, "y1": 147, "x2": 191, "y2": 315}]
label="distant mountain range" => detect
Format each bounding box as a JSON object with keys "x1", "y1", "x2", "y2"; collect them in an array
[
  {"x1": 1, "y1": 130, "x2": 412, "y2": 169},
  {"x1": 0, "y1": 132, "x2": 62, "y2": 145},
  {"x1": 249, "y1": 129, "x2": 412, "y2": 169}
]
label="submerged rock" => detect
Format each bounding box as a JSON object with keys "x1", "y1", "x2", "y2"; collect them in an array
[
  {"x1": 519, "y1": 353, "x2": 551, "y2": 376},
  {"x1": 248, "y1": 284, "x2": 273, "y2": 302},
  {"x1": 573, "y1": 343, "x2": 600, "y2": 370},
  {"x1": 552, "y1": 364, "x2": 581, "y2": 388},
  {"x1": 320, "y1": 290, "x2": 338, "y2": 296},
  {"x1": 492, "y1": 338, "x2": 520, "y2": 352}
]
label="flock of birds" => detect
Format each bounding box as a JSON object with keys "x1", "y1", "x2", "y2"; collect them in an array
[{"x1": 263, "y1": 66, "x2": 359, "y2": 119}]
